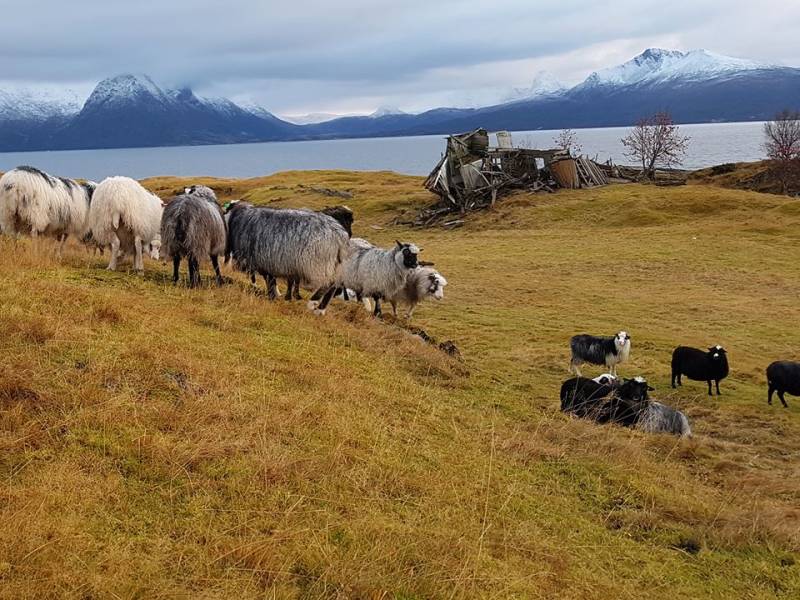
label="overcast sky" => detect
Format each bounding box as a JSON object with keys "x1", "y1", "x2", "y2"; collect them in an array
[{"x1": 1, "y1": 0, "x2": 799, "y2": 117}]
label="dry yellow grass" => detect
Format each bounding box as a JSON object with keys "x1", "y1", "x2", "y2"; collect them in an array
[{"x1": 1, "y1": 172, "x2": 799, "y2": 599}]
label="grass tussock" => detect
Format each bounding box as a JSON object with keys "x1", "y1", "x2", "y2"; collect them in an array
[{"x1": 0, "y1": 172, "x2": 799, "y2": 598}]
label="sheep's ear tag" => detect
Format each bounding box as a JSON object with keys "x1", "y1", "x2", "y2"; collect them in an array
[{"x1": 223, "y1": 202, "x2": 232, "y2": 210}]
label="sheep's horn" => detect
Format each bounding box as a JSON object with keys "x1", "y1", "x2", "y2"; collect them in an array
[{"x1": 418, "y1": 260, "x2": 436, "y2": 267}]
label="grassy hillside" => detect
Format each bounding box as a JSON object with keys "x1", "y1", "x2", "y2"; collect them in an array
[{"x1": 1, "y1": 173, "x2": 799, "y2": 599}]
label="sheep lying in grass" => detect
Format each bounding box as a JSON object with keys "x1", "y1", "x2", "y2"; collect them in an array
[
  {"x1": 386, "y1": 266, "x2": 447, "y2": 319},
  {"x1": 569, "y1": 331, "x2": 631, "y2": 376},
  {"x1": 88, "y1": 176, "x2": 163, "y2": 272},
  {"x1": 225, "y1": 201, "x2": 349, "y2": 314},
  {"x1": 161, "y1": 185, "x2": 226, "y2": 287},
  {"x1": 635, "y1": 401, "x2": 692, "y2": 437},
  {"x1": 0, "y1": 166, "x2": 95, "y2": 254},
  {"x1": 337, "y1": 240, "x2": 420, "y2": 317}
]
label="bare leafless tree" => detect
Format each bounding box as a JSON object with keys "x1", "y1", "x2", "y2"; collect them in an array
[
  {"x1": 763, "y1": 109, "x2": 800, "y2": 194},
  {"x1": 553, "y1": 129, "x2": 583, "y2": 156},
  {"x1": 621, "y1": 112, "x2": 690, "y2": 180}
]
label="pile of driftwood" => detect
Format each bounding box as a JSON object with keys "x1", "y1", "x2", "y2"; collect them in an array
[{"x1": 414, "y1": 128, "x2": 608, "y2": 226}]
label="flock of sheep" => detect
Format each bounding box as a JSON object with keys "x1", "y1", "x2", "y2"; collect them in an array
[
  {"x1": 561, "y1": 331, "x2": 798, "y2": 438},
  {"x1": 0, "y1": 166, "x2": 447, "y2": 319},
  {"x1": 1, "y1": 165, "x2": 796, "y2": 442}
]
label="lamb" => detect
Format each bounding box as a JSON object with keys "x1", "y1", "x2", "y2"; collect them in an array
[
  {"x1": 671, "y1": 345, "x2": 729, "y2": 396},
  {"x1": 87, "y1": 176, "x2": 163, "y2": 272},
  {"x1": 224, "y1": 201, "x2": 349, "y2": 314},
  {"x1": 386, "y1": 266, "x2": 447, "y2": 319},
  {"x1": 0, "y1": 166, "x2": 96, "y2": 254},
  {"x1": 161, "y1": 185, "x2": 226, "y2": 287},
  {"x1": 635, "y1": 402, "x2": 692, "y2": 437},
  {"x1": 569, "y1": 331, "x2": 631, "y2": 376},
  {"x1": 337, "y1": 240, "x2": 420, "y2": 317},
  {"x1": 766, "y1": 360, "x2": 800, "y2": 408}
]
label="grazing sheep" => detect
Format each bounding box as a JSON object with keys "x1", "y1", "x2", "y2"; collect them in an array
[
  {"x1": 88, "y1": 176, "x2": 163, "y2": 272},
  {"x1": 569, "y1": 331, "x2": 631, "y2": 376},
  {"x1": 337, "y1": 240, "x2": 420, "y2": 317},
  {"x1": 161, "y1": 185, "x2": 226, "y2": 287},
  {"x1": 671, "y1": 345, "x2": 729, "y2": 396},
  {"x1": 635, "y1": 401, "x2": 692, "y2": 437},
  {"x1": 0, "y1": 166, "x2": 95, "y2": 254},
  {"x1": 766, "y1": 360, "x2": 800, "y2": 408},
  {"x1": 225, "y1": 201, "x2": 348, "y2": 314},
  {"x1": 284, "y1": 205, "x2": 354, "y2": 301},
  {"x1": 386, "y1": 266, "x2": 447, "y2": 319}
]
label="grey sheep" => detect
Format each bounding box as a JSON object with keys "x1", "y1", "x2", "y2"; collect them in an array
[
  {"x1": 338, "y1": 240, "x2": 420, "y2": 317},
  {"x1": 161, "y1": 185, "x2": 227, "y2": 287},
  {"x1": 386, "y1": 266, "x2": 447, "y2": 319},
  {"x1": 225, "y1": 201, "x2": 349, "y2": 314},
  {"x1": 635, "y1": 401, "x2": 692, "y2": 437}
]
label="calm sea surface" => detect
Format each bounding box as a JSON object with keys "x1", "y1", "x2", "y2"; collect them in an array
[{"x1": 0, "y1": 122, "x2": 768, "y2": 181}]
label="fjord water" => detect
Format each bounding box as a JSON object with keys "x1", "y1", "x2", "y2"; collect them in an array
[{"x1": 0, "y1": 121, "x2": 767, "y2": 181}]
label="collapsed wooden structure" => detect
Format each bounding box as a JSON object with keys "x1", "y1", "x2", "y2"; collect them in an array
[{"x1": 420, "y1": 129, "x2": 607, "y2": 224}]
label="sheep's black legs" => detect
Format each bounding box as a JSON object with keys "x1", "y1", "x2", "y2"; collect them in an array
[
  {"x1": 172, "y1": 256, "x2": 181, "y2": 283},
  {"x1": 715, "y1": 380, "x2": 722, "y2": 395},
  {"x1": 372, "y1": 295, "x2": 382, "y2": 317},
  {"x1": 768, "y1": 386, "x2": 775, "y2": 405},
  {"x1": 210, "y1": 255, "x2": 223, "y2": 286},
  {"x1": 285, "y1": 278, "x2": 295, "y2": 301},
  {"x1": 317, "y1": 286, "x2": 337, "y2": 311},
  {"x1": 250, "y1": 271, "x2": 256, "y2": 286},
  {"x1": 707, "y1": 380, "x2": 713, "y2": 396},
  {"x1": 778, "y1": 390, "x2": 788, "y2": 408},
  {"x1": 265, "y1": 274, "x2": 278, "y2": 300},
  {"x1": 188, "y1": 255, "x2": 200, "y2": 288},
  {"x1": 671, "y1": 372, "x2": 677, "y2": 388},
  {"x1": 293, "y1": 281, "x2": 302, "y2": 300}
]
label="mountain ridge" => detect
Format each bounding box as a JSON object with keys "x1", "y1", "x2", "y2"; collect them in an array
[{"x1": 1, "y1": 49, "x2": 798, "y2": 152}]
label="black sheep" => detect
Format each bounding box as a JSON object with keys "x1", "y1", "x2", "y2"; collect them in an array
[
  {"x1": 766, "y1": 360, "x2": 800, "y2": 408},
  {"x1": 671, "y1": 345, "x2": 729, "y2": 396},
  {"x1": 560, "y1": 376, "x2": 653, "y2": 426},
  {"x1": 560, "y1": 377, "x2": 616, "y2": 419}
]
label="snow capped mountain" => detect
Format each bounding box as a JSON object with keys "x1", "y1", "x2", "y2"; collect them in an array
[
  {"x1": 369, "y1": 105, "x2": 406, "y2": 118},
  {"x1": 503, "y1": 71, "x2": 567, "y2": 102},
  {"x1": 280, "y1": 112, "x2": 345, "y2": 125},
  {"x1": 577, "y1": 48, "x2": 772, "y2": 89},
  {"x1": 84, "y1": 74, "x2": 171, "y2": 110},
  {"x1": 0, "y1": 85, "x2": 82, "y2": 121}
]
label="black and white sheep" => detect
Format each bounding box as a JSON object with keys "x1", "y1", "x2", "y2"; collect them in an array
[
  {"x1": 337, "y1": 240, "x2": 420, "y2": 317},
  {"x1": 0, "y1": 166, "x2": 95, "y2": 254},
  {"x1": 766, "y1": 360, "x2": 800, "y2": 408},
  {"x1": 386, "y1": 266, "x2": 447, "y2": 319},
  {"x1": 569, "y1": 331, "x2": 631, "y2": 376},
  {"x1": 161, "y1": 185, "x2": 226, "y2": 287},
  {"x1": 88, "y1": 176, "x2": 163, "y2": 272},
  {"x1": 224, "y1": 201, "x2": 349, "y2": 314},
  {"x1": 671, "y1": 345, "x2": 729, "y2": 396}
]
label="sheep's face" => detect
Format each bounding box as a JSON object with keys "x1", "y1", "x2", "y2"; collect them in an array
[
  {"x1": 427, "y1": 272, "x2": 447, "y2": 300},
  {"x1": 621, "y1": 376, "x2": 654, "y2": 401},
  {"x1": 395, "y1": 241, "x2": 419, "y2": 269},
  {"x1": 149, "y1": 240, "x2": 161, "y2": 260},
  {"x1": 708, "y1": 345, "x2": 726, "y2": 360},
  {"x1": 614, "y1": 331, "x2": 631, "y2": 351}
]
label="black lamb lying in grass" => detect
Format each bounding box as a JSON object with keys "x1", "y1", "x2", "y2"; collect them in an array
[
  {"x1": 560, "y1": 376, "x2": 691, "y2": 437},
  {"x1": 671, "y1": 345, "x2": 729, "y2": 396},
  {"x1": 766, "y1": 360, "x2": 800, "y2": 408}
]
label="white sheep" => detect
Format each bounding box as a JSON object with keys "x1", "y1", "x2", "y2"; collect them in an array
[
  {"x1": 338, "y1": 240, "x2": 420, "y2": 317},
  {"x1": 0, "y1": 166, "x2": 95, "y2": 254},
  {"x1": 87, "y1": 176, "x2": 163, "y2": 272},
  {"x1": 386, "y1": 266, "x2": 447, "y2": 319}
]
